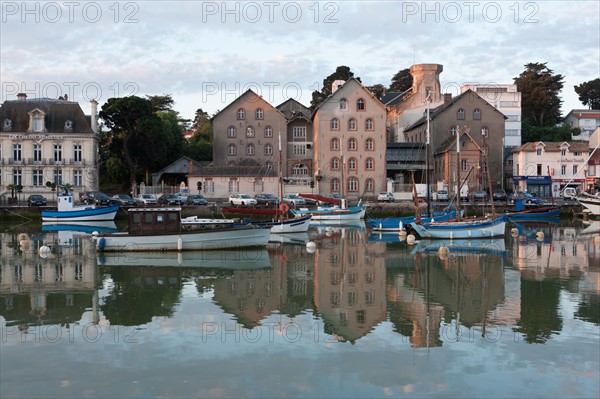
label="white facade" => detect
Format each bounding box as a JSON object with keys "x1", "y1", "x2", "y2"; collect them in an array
[
  {"x1": 565, "y1": 109, "x2": 600, "y2": 141},
  {"x1": 461, "y1": 84, "x2": 522, "y2": 148}
]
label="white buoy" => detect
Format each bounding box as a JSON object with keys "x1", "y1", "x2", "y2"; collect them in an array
[
  {"x1": 438, "y1": 246, "x2": 450, "y2": 260},
  {"x1": 306, "y1": 241, "x2": 316, "y2": 253},
  {"x1": 18, "y1": 233, "x2": 28, "y2": 241},
  {"x1": 177, "y1": 237, "x2": 183, "y2": 252},
  {"x1": 406, "y1": 234, "x2": 416, "y2": 245},
  {"x1": 325, "y1": 226, "x2": 334, "y2": 233},
  {"x1": 399, "y1": 230, "x2": 407, "y2": 240},
  {"x1": 91, "y1": 231, "x2": 99, "y2": 237},
  {"x1": 536, "y1": 231, "x2": 544, "y2": 239},
  {"x1": 39, "y1": 245, "x2": 51, "y2": 259},
  {"x1": 511, "y1": 228, "x2": 518, "y2": 236}
]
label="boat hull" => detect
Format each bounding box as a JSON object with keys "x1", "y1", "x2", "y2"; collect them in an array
[
  {"x1": 578, "y1": 197, "x2": 600, "y2": 218},
  {"x1": 410, "y1": 216, "x2": 507, "y2": 239},
  {"x1": 506, "y1": 206, "x2": 561, "y2": 221},
  {"x1": 368, "y1": 210, "x2": 459, "y2": 231},
  {"x1": 42, "y1": 205, "x2": 120, "y2": 222},
  {"x1": 95, "y1": 225, "x2": 271, "y2": 252},
  {"x1": 253, "y1": 215, "x2": 312, "y2": 233},
  {"x1": 292, "y1": 206, "x2": 366, "y2": 221}
]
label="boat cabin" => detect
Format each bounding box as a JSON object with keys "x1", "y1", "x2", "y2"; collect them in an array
[{"x1": 128, "y1": 208, "x2": 181, "y2": 235}]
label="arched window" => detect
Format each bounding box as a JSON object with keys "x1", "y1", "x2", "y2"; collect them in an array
[
  {"x1": 264, "y1": 144, "x2": 273, "y2": 155},
  {"x1": 473, "y1": 108, "x2": 481, "y2": 120},
  {"x1": 237, "y1": 108, "x2": 245, "y2": 120},
  {"x1": 457, "y1": 109, "x2": 465, "y2": 120},
  {"x1": 227, "y1": 144, "x2": 236, "y2": 155},
  {"x1": 264, "y1": 126, "x2": 273, "y2": 137},
  {"x1": 348, "y1": 138, "x2": 357, "y2": 151},
  {"x1": 340, "y1": 98, "x2": 347, "y2": 110},
  {"x1": 365, "y1": 118, "x2": 373, "y2": 130},
  {"x1": 293, "y1": 163, "x2": 308, "y2": 176},
  {"x1": 246, "y1": 143, "x2": 254, "y2": 155},
  {"x1": 365, "y1": 157, "x2": 374, "y2": 170},
  {"x1": 331, "y1": 157, "x2": 340, "y2": 170},
  {"x1": 365, "y1": 138, "x2": 374, "y2": 151},
  {"x1": 357, "y1": 98, "x2": 365, "y2": 111},
  {"x1": 365, "y1": 178, "x2": 374, "y2": 192},
  {"x1": 348, "y1": 157, "x2": 357, "y2": 170},
  {"x1": 331, "y1": 138, "x2": 339, "y2": 151},
  {"x1": 331, "y1": 178, "x2": 340, "y2": 192},
  {"x1": 348, "y1": 118, "x2": 356, "y2": 130},
  {"x1": 330, "y1": 118, "x2": 339, "y2": 130},
  {"x1": 227, "y1": 126, "x2": 236, "y2": 137},
  {"x1": 347, "y1": 177, "x2": 358, "y2": 192},
  {"x1": 255, "y1": 108, "x2": 264, "y2": 120}
]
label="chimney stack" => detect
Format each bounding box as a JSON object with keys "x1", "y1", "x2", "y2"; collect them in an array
[
  {"x1": 444, "y1": 93, "x2": 452, "y2": 104},
  {"x1": 17, "y1": 93, "x2": 27, "y2": 101},
  {"x1": 90, "y1": 99, "x2": 98, "y2": 133}
]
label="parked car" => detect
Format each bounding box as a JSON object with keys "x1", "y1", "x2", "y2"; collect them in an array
[
  {"x1": 229, "y1": 194, "x2": 258, "y2": 206},
  {"x1": 157, "y1": 194, "x2": 184, "y2": 206},
  {"x1": 111, "y1": 194, "x2": 136, "y2": 206},
  {"x1": 27, "y1": 194, "x2": 47, "y2": 206},
  {"x1": 562, "y1": 187, "x2": 578, "y2": 200},
  {"x1": 522, "y1": 193, "x2": 542, "y2": 205},
  {"x1": 282, "y1": 194, "x2": 306, "y2": 207},
  {"x1": 434, "y1": 190, "x2": 449, "y2": 202},
  {"x1": 473, "y1": 190, "x2": 488, "y2": 202},
  {"x1": 492, "y1": 188, "x2": 507, "y2": 201},
  {"x1": 175, "y1": 192, "x2": 189, "y2": 204},
  {"x1": 137, "y1": 194, "x2": 157, "y2": 206},
  {"x1": 79, "y1": 191, "x2": 111, "y2": 206},
  {"x1": 255, "y1": 193, "x2": 280, "y2": 207},
  {"x1": 187, "y1": 194, "x2": 208, "y2": 206},
  {"x1": 377, "y1": 192, "x2": 395, "y2": 202},
  {"x1": 94, "y1": 192, "x2": 112, "y2": 206}
]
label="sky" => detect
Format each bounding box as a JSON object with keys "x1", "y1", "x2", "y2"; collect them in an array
[{"x1": 1, "y1": 0, "x2": 599, "y2": 123}]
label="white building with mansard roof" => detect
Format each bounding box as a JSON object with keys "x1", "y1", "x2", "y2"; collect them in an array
[{"x1": 0, "y1": 93, "x2": 99, "y2": 202}]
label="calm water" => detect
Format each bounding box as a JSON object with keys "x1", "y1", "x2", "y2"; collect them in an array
[{"x1": 1, "y1": 220, "x2": 599, "y2": 398}]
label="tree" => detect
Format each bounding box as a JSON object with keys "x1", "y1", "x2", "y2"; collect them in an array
[
  {"x1": 310, "y1": 66, "x2": 360, "y2": 109},
  {"x1": 514, "y1": 62, "x2": 564, "y2": 127},
  {"x1": 190, "y1": 108, "x2": 213, "y2": 143},
  {"x1": 521, "y1": 120, "x2": 574, "y2": 143},
  {"x1": 389, "y1": 68, "x2": 413, "y2": 92},
  {"x1": 366, "y1": 84, "x2": 385, "y2": 99},
  {"x1": 574, "y1": 78, "x2": 600, "y2": 110}
]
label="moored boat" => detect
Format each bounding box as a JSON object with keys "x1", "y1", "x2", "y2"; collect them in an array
[
  {"x1": 291, "y1": 201, "x2": 367, "y2": 222},
  {"x1": 42, "y1": 193, "x2": 119, "y2": 222},
  {"x1": 410, "y1": 214, "x2": 507, "y2": 239},
  {"x1": 367, "y1": 208, "x2": 461, "y2": 231},
  {"x1": 94, "y1": 208, "x2": 271, "y2": 252},
  {"x1": 577, "y1": 194, "x2": 600, "y2": 219}
]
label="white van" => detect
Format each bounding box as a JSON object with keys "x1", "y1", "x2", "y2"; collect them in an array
[{"x1": 562, "y1": 187, "x2": 577, "y2": 200}]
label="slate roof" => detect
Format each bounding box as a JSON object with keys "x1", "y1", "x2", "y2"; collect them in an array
[
  {"x1": 512, "y1": 141, "x2": 590, "y2": 153},
  {"x1": 0, "y1": 98, "x2": 94, "y2": 134}
]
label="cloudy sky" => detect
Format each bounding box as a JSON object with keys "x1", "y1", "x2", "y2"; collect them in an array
[{"x1": 1, "y1": 1, "x2": 598, "y2": 122}]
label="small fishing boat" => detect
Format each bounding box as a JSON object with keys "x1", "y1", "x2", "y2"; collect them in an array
[
  {"x1": 250, "y1": 213, "x2": 312, "y2": 234},
  {"x1": 42, "y1": 192, "x2": 119, "y2": 222},
  {"x1": 291, "y1": 200, "x2": 367, "y2": 222},
  {"x1": 94, "y1": 208, "x2": 271, "y2": 252},
  {"x1": 367, "y1": 207, "x2": 461, "y2": 232},
  {"x1": 577, "y1": 194, "x2": 600, "y2": 218},
  {"x1": 505, "y1": 206, "x2": 561, "y2": 221}
]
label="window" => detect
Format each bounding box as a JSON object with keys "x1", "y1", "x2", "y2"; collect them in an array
[
  {"x1": 574, "y1": 151, "x2": 580, "y2": 156},
  {"x1": 331, "y1": 178, "x2": 340, "y2": 192},
  {"x1": 331, "y1": 157, "x2": 339, "y2": 170},
  {"x1": 254, "y1": 178, "x2": 264, "y2": 193},
  {"x1": 13, "y1": 144, "x2": 22, "y2": 162},
  {"x1": 499, "y1": 101, "x2": 519, "y2": 107},
  {"x1": 293, "y1": 163, "x2": 308, "y2": 176},
  {"x1": 246, "y1": 143, "x2": 255, "y2": 155},
  {"x1": 227, "y1": 144, "x2": 236, "y2": 155},
  {"x1": 292, "y1": 126, "x2": 306, "y2": 139},
  {"x1": 365, "y1": 118, "x2": 373, "y2": 131},
  {"x1": 473, "y1": 109, "x2": 481, "y2": 120},
  {"x1": 505, "y1": 129, "x2": 520, "y2": 136},
  {"x1": 506, "y1": 114, "x2": 520, "y2": 122},
  {"x1": 348, "y1": 118, "x2": 356, "y2": 130},
  {"x1": 457, "y1": 109, "x2": 465, "y2": 120},
  {"x1": 3, "y1": 118, "x2": 12, "y2": 131},
  {"x1": 264, "y1": 126, "x2": 273, "y2": 137},
  {"x1": 236, "y1": 108, "x2": 245, "y2": 120},
  {"x1": 365, "y1": 178, "x2": 374, "y2": 192},
  {"x1": 573, "y1": 165, "x2": 578, "y2": 175},
  {"x1": 74, "y1": 170, "x2": 83, "y2": 186},
  {"x1": 228, "y1": 179, "x2": 239, "y2": 193},
  {"x1": 365, "y1": 138, "x2": 374, "y2": 151},
  {"x1": 450, "y1": 126, "x2": 457, "y2": 135},
  {"x1": 561, "y1": 149, "x2": 566, "y2": 156},
  {"x1": 255, "y1": 108, "x2": 264, "y2": 120},
  {"x1": 264, "y1": 144, "x2": 273, "y2": 155},
  {"x1": 340, "y1": 98, "x2": 347, "y2": 110},
  {"x1": 227, "y1": 126, "x2": 236, "y2": 137},
  {"x1": 204, "y1": 179, "x2": 215, "y2": 193},
  {"x1": 73, "y1": 144, "x2": 82, "y2": 163},
  {"x1": 33, "y1": 144, "x2": 42, "y2": 162},
  {"x1": 246, "y1": 127, "x2": 255, "y2": 138},
  {"x1": 330, "y1": 118, "x2": 339, "y2": 130},
  {"x1": 561, "y1": 165, "x2": 566, "y2": 175},
  {"x1": 481, "y1": 126, "x2": 488, "y2": 137},
  {"x1": 348, "y1": 138, "x2": 357, "y2": 150},
  {"x1": 53, "y1": 144, "x2": 62, "y2": 163},
  {"x1": 293, "y1": 144, "x2": 306, "y2": 156},
  {"x1": 348, "y1": 157, "x2": 357, "y2": 170},
  {"x1": 357, "y1": 98, "x2": 365, "y2": 111},
  {"x1": 348, "y1": 177, "x2": 358, "y2": 192},
  {"x1": 33, "y1": 117, "x2": 43, "y2": 132},
  {"x1": 33, "y1": 169, "x2": 43, "y2": 186},
  {"x1": 331, "y1": 138, "x2": 339, "y2": 151},
  {"x1": 53, "y1": 170, "x2": 62, "y2": 185},
  {"x1": 12, "y1": 169, "x2": 22, "y2": 185},
  {"x1": 536, "y1": 148, "x2": 542, "y2": 156},
  {"x1": 365, "y1": 158, "x2": 374, "y2": 170},
  {"x1": 461, "y1": 159, "x2": 467, "y2": 171},
  {"x1": 537, "y1": 164, "x2": 542, "y2": 175}
]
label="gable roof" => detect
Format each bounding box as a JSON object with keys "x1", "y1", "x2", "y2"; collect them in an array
[
  {"x1": 434, "y1": 130, "x2": 483, "y2": 155},
  {"x1": 380, "y1": 88, "x2": 413, "y2": 107},
  {"x1": 404, "y1": 89, "x2": 507, "y2": 131},
  {"x1": 310, "y1": 77, "x2": 386, "y2": 121},
  {"x1": 211, "y1": 89, "x2": 286, "y2": 122},
  {"x1": 276, "y1": 98, "x2": 311, "y2": 121},
  {"x1": 512, "y1": 141, "x2": 590, "y2": 153},
  {"x1": 0, "y1": 98, "x2": 93, "y2": 134}
]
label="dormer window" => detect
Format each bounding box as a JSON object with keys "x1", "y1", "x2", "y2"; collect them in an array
[
  {"x1": 64, "y1": 119, "x2": 73, "y2": 131},
  {"x1": 27, "y1": 108, "x2": 46, "y2": 133},
  {"x1": 340, "y1": 98, "x2": 347, "y2": 110},
  {"x1": 536, "y1": 148, "x2": 542, "y2": 156},
  {"x1": 3, "y1": 118, "x2": 12, "y2": 131}
]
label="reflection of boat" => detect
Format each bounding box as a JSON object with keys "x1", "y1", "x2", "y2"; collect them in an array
[
  {"x1": 97, "y1": 249, "x2": 272, "y2": 269},
  {"x1": 411, "y1": 238, "x2": 506, "y2": 255},
  {"x1": 42, "y1": 193, "x2": 119, "y2": 222},
  {"x1": 368, "y1": 232, "x2": 407, "y2": 243},
  {"x1": 268, "y1": 232, "x2": 310, "y2": 246},
  {"x1": 410, "y1": 215, "x2": 507, "y2": 239},
  {"x1": 95, "y1": 208, "x2": 271, "y2": 252},
  {"x1": 580, "y1": 220, "x2": 600, "y2": 235},
  {"x1": 309, "y1": 219, "x2": 366, "y2": 229},
  {"x1": 42, "y1": 221, "x2": 118, "y2": 233}
]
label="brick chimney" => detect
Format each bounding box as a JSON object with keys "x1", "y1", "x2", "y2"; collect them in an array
[
  {"x1": 444, "y1": 93, "x2": 452, "y2": 104},
  {"x1": 90, "y1": 99, "x2": 98, "y2": 133},
  {"x1": 17, "y1": 93, "x2": 27, "y2": 101}
]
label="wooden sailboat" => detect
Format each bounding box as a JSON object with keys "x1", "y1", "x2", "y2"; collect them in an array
[{"x1": 410, "y1": 125, "x2": 507, "y2": 239}]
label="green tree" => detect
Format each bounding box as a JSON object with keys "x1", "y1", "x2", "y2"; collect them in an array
[
  {"x1": 366, "y1": 83, "x2": 385, "y2": 99},
  {"x1": 521, "y1": 120, "x2": 574, "y2": 143},
  {"x1": 310, "y1": 66, "x2": 360, "y2": 109},
  {"x1": 574, "y1": 78, "x2": 600, "y2": 110},
  {"x1": 514, "y1": 62, "x2": 564, "y2": 127},
  {"x1": 389, "y1": 68, "x2": 413, "y2": 92},
  {"x1": 190, "y1": 108, "x2": 213, "y2": 143}
]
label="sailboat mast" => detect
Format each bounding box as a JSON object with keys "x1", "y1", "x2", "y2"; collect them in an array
[
  {"x1": 482, "y1": 131, "x2": 496, "y2": 218},
  {"x1": 278, "y1": 132, "x2": 284, "y2": 209},
  {"x1": 456, "y1": 125, "x2": 461, "y2": 221},
  {"x1": 340, "y1": 139, "x2": 346, "y2": 209},
  {"x1": 426, "y1": 94, "x2": 431, "y2": 217}
]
